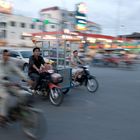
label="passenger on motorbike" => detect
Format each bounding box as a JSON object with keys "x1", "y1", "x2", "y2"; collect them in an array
[
  {"x1": 40, "y1": 61, "x2": 53, "y2": 73},
  {"x1": 71, "y1": 50, "x2": 84, "y2": 84},
  {"x1": 0, "y1": 49, "x2": 32, "y2": 125},
  {"x1": 28, "y1": 47, "x2": 45, "y2": 90}
]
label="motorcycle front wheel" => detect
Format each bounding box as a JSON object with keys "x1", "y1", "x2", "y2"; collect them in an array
[
  {"x1": 49, "y1": 87, "x2": 64, "y2": 106},
  {"x1": 22, "y1": 108, "x2": 47, "y2": 140},
  {"x1": 86, "y1": 77, "x2": 99, "y2": 93}
]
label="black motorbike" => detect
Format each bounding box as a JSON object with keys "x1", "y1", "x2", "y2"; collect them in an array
[
  {"x1": 0, "y1": 83, "x2": 47, "y2": 140},
  {"x1": 63, "y1": 65, "x2": 99, "y2": 94},
  {"x1": 34, "y1": 70, "x2": 64, "y2": 106}
]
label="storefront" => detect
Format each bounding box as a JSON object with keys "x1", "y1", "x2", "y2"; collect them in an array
[{"x1": 31, "y1": 30, "x2": 137, "y2": 66}]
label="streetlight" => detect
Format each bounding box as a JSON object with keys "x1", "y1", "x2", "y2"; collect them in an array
[{"x1": 120, "y1": 25, "x2": 126, "y2": 46}]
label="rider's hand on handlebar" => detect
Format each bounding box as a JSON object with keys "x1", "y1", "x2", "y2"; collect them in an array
[{"x1": 22, "y1": 79, "x2": 34, "y2": 86}]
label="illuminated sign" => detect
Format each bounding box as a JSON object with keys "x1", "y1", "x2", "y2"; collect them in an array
[
  {"x1": 77, "y1": 2, "x2": 87, "y2": 14},
  {"x1": 75, "y1": 2, "x2": 87, "y2": 31},
  {"x1": 0, "y1": 0, "x2": 12, "y2": 14}
]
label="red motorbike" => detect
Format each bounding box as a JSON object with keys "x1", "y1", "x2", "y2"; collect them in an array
[{"x1": 34, "y1": 70, "x2": 64, "y2": 106}]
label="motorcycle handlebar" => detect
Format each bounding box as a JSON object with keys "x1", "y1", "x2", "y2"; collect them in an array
[{"x1": 78, "y1": 65, "x2": 89, "y2": 69}]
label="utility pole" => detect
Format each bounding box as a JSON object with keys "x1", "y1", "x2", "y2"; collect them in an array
[{"x1": 115, "y1": 0, "x2": 122, "y2": 37}]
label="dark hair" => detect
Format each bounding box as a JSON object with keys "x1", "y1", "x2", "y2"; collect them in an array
[
  {"x1": 33, "y1": 47, "x2": 40, "y2": 52},
  {"x1": 3, "y1": 49, "x2": 9, "y2": 54},
  {"x1": 73, "y1": 50, "x2": 78, "y2": 53}
]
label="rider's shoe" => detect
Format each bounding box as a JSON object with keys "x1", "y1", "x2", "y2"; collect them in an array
[
  {"x1": 28, "y1": 88, "x2": 35, "y2": 94},
  {"x1": 73, "y1": 81, "x2": 80, "y2": 86}
]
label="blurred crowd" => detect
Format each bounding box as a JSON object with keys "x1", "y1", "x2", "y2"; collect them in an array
[{"x1": 91, "y1": 49, "x2": 140, "y2": 67}]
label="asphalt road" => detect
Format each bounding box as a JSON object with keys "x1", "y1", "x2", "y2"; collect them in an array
[{"x1": 0, "y1": 65, "x2": 140, "y2": 140}]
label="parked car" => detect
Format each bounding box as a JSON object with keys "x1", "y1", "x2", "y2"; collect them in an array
[
  {"x1": 0, "y1": 47, "x2": 54, "y2": 73},
  {"x1": 0, "y1": 47, "x2": 33, "y2": 72},
  {"x1": 9, "y1": 48, "x2": 33, "y2": 73}
]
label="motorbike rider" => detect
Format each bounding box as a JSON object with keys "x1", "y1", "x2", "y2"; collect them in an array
[
  {"x1": 28, "y1": 47, "x2": 45, "y2": 90},
  {"x1": 0, "y1": 49, "x2": 32, "y2": 125},
  {"x1": 71, "y1": 50, "x2": 84, "y2": 84}
]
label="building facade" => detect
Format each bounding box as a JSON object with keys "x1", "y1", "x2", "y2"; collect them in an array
[
  {"x1": 40, "y1": 6, "x2": 101, "y2": 34},
  {"x1": 87, "y1": 21, "x2": 102, "y2": 34},
  {"x1": 0, "y1": 13, "x2": 42, "y2": 47},
  {"x1": 0, "y1": 6, "x2": 102, "y2": 47},
  {"x1": 40, "y1": 6, "x2": 76, "y2": 32}
]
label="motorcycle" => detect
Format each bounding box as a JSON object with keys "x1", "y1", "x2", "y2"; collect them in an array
[
  {"x1": 0, "y1": 82, "x2": 47, "y2": 140},
  {"x1": 63, "y1": 65, "x2": 99, "y2": 94},
  {"x1": 34, "y1": 70, "x2": 64, "y2": 106}
]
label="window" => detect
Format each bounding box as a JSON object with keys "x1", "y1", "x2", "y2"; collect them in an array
[
  {"x1": 47, "y1": 13, "x2": 51, "y2": 18},
  {"x1": 10, "y1": 51, "x2": 20, "y2": 58},
  {"x1": 0, "y1": 22, "x2": 7, "y2": 28},
  {"x1": 20, "y1": 51, "x2": 32, "y2": 58},
  {"x1": 69, "y1": 13, "x2": 74, "y2": 17},
  {"x1": 39, "y1": 25, "x2": 42, "y2": 30},
  {"x1": 62, "y1": 13, "x2": 65, "y2": 17},
  {"x1": 10, "y1": 21, "x2": 16, "y2": 27},
  {"x1": 51, "y1": 25, "x2": 55, "y2": 29},
  {"x1": 40, "y1": 13, "x2": 46, "y2": 16},
  {"x1": 21, "y1": 35, "x2": 25, "y2": 40},
  {"x1": 20, "y1": 23, "x2": 26, "y2": 28},
  {"x1": 0, "y1": 30, "x2": 6, "y2": 38},
  {"x1": 30, "y1": 24, "x2": 35, "y2": 29}
]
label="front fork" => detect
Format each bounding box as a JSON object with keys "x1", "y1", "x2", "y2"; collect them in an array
[
  {"x1": 48, "y1": 83, "x2": 61, "y2": 89},
  {"x1": 85, "y1": 75, "x2": 95, "y2": 86},
  {"x1": 48, "y1": 83, "x2": 62, "y2": 99}
]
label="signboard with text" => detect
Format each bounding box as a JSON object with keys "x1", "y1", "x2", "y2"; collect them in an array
[{"x1": 75, "y1": 2, "x2": 87, "y2": 31}]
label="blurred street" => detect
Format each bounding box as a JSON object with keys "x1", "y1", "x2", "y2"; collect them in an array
[
  {"x1": 0, "y1": 65, "x2": 140, "y2": 140},
  {"x1": 0, "y1": 1, "x2": 140, "y2": 139}
]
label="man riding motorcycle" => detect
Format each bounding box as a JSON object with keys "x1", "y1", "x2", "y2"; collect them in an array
[
  {"x1": 28, "y1": 47, "x2": 45, "y2": 90},
  {"x1": 71, "y1": 50, "x2": 84, "y2": 84},
  {"x1": 0, "y1": 49, "x2": 32, "y2": 125}
]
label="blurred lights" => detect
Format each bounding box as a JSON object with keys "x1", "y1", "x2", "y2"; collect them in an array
[
  {"x1": 62, "y1": 35, "x2": 72, "y2": 39},
  {"x1": 22, "y1": 32, "x2": 32, "y2": 37},
  {"x1": 0, "y1": 0, "x2": 11, "y2": 9},
  {"x1": 44, "y1": 35, "x2": 56, "y2": 40},
  {"x1": 87, "y1": 37, "x2": 96, "y2": 43},
  {"x1": 77, "y1": 2, "x2": 87, "y2": 14},
  {"x1": 75, "y1": 16, "x2": 86, "y2": 20},
  {"x1": 75, "y1": 2, "x2": 87, "y2": 31},
  {"x1": 0, "y1": 0, "x2": 12, "y2": 14},
  {"x1": 76, "y1": 24, "x2": 87, "y2": 30},
  {"x1": 63, "y1": 29, "x2": 70, "y2": 34}
]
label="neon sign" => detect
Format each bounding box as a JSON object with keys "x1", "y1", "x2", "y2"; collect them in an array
[
  {"x1": 0, "y1": 0, "x2": 12, "y2": 14},
  {"x1": 75, "y1": 2, "x2": 87, "y2": 31},
  {"x1": 77, "y1": 2, "x2": 87, "y2": 14}
]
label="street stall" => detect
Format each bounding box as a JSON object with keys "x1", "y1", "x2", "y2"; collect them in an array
[
  {"x1": 31, "y1": 30, "x2": 83, "y2": 91},
  {"x1": 31, "y1": 31, "x2": 130, "y2": 91}
]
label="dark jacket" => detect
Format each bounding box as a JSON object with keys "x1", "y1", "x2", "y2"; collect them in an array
[{"x1": 28, "y1": 55, "x2": 45, "y2": 75}]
